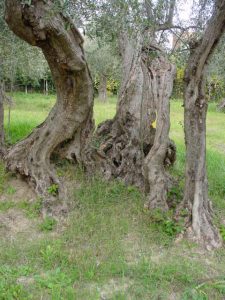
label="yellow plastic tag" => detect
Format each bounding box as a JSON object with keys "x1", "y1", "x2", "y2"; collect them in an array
[{"x1": 151, "y1": 120, "x2": 156, "y2": 129}]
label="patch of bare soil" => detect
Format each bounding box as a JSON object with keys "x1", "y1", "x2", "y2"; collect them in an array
[
  {"x1": 87, "y1": 278, "x2": 133, "y2": 300},
  {"x1": 0, "y1": 175, "x2": 42, "y2": 240},
  {"x1": 0, "y1": 209, "x2": 38, "y2": 240},
  {"x1": 123, "y1": 233, "x2": 143, "y2": 265},
  {"x1": 99, "y1": 278, "x2": 132, "y2": 299},
  {"x1": 0, "y1": 176, "x2": 36, "y2": 202},
  {"x1": 0, "y1": 173, "x2": 72, "y2": 241}
]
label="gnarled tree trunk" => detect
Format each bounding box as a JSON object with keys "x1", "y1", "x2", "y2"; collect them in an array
[
  {"x1": 143, "y1": 57, "x2": 176, "y2": 210},
  {"x1": 0, "y1": 84, "x2": 4, "y2": 157},
  {"x1": 85, "y1": 33, "x2": 176, "y2": 208},
  {"x1": 181, "y1": 0, "x2": 225, "y2": 249},
  {"x1": 85, "y1": 34, "x2": 154, "y2": 187},
  {"x1": 4, "y1": 0, "x2": 94, "y2": 212}
]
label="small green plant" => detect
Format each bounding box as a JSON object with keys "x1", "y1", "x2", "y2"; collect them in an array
[
  {"x1": 167, "y1": 186, "x2": 183, "y2": 208},
  {"x1": 0, "y1": 201, "x2": 15, "y2": 212},
  {"x1": 47, "y1": 184, "x2": 59, "y2": 196},
  {"x1": 149, "y1": 209, "x2": 184, "y2": 237},
  {"x1": 18, "y1": 198, "x2": 43, "y2": 218},
  {"x1": 0, "y1": 282, "x2": 28, "y2": 300},
  {"x1": 39, "y1": 217, "x2": 57, "y2": 232},
  {"x1": 0, "y1": 266, "x2": 31, "y2": 299},
  {"x1": 6, "y1": 186, "x2": 16, "y2": 195},
  {"x1": 219, "y1": 225, "x2": 225, "y2": 242},
  {"x1": 182, "y1": 279, "x2": 225, "y2": 300}
]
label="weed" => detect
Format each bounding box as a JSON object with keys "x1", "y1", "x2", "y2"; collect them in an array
[
  {"x1": 0, "y1": 201, "x2": 15, "y2": 212},
  {"x1": 18, "y1": 198, "x2": 43, "y2": 218},
  {"x1": 39, "y1": 217, "x2": 57, "y2": 232},
  {"x1": 219, "y1": 225, "x2": 225, "y2": 242},
  {"x1": 167, "y1": 185, "x2": 183, "y2": 207},
  {"x1": 149, "y1": 209, "x2": 184, "y2": 237},
  {"x1": 0, "y1": 265, "x2": 32, "y2": 299},
  {"x1": 47, "y1": 184, "x2": 59, "y2": 196},
  {"x1": 5, "y1": 185, "x2": 16, "y2": 195},
  {"x1": 182, "y1": 279, "x2": 225, "y2": 300}
]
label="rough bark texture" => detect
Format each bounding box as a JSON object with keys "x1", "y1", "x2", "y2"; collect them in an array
[
  {"x1": 143, "y1": 57, "x2": 176, "y2": 210},
  {"x1": 0, "y1": 85, "x2": 4, "y2": 157},
  {"x1": 182, "y1": 0, "x2": 225, "y2": 249},
  {"x1": 4, "y1": 0, "x2": 94, "y2": 213},
  {"x1": 99, "y1": 74, "x2": 107, "y2": 102},
  {"x1": 85, "y1": 34, "x2": 176, "y2": 199}
]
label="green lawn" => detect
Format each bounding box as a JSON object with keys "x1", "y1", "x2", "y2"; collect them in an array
[{"x1": 0, "y1": 92, "x2": 225, "y2": 299}]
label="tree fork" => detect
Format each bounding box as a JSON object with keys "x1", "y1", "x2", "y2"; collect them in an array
[{"x1": 4, "y1": 0, "x2": 94, "y2": 213}]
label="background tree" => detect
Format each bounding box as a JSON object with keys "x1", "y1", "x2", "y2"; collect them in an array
[
  {"x1": 15, "y1": 44, "x2": 48, "y2": 94},
  {"x1": 0, "y1": 1, "x2": 50, "y2": 94},
  {"x1": 85, "y1": 39, "x2": 121, "y2": 101},
  {"x1": 206, "y1": 35, "x2": 225, "y2": 102}
]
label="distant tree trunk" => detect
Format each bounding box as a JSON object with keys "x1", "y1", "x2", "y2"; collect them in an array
[
  {"x1": 25, "y1": 85, "x2": 28, "y2": 94},
  {"x1": 180, "y1": 0, "x2": 225, "y2": 249},
  {"x1": 45, "y1": 79, "x2": 48, "y2": 95},
  {"x1": 85, "y1": 33, "x2": 176, "y2": 206},
  {"x1": 99, "y1": 74, "x2": 107, "y2": 102},
  {"x1": 217, "y1": 98, "x2": 225, "y2": 112},
  {"x1": 43, "y1": 79, "x2": 45, "y2": 94},
  {"x1": 4, "y1": 0, "x2": 94, "y2": 213},
  {"x1": 43, "y1": 79, "x2": 48, "y2": 95},
  {"x1": 0, "y1": 84, "x2": 5, "y2": 157}
]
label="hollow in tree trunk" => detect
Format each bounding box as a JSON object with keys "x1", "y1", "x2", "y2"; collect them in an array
[
  {"x1": 180, "y1": 0, "x2": 225, "y2": 249},
  {"x1": 99, "y1": 74, "x2": 107, "y2": 102},
  {"x1": 4, "y1": 0, "x2": 94, "y2": 214},
  {"x1": 85, "y1": 33, "x2": 176, "y2": 206}
]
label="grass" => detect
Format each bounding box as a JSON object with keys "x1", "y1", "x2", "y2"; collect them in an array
[
  {"x1": 4, "y1": 92, "x2": 117, "y2": 144},
  {"x1": 0, "y1": 92, "x2": 225, "y2": 299}
]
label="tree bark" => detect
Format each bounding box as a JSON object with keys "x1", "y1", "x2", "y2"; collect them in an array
[
  {"x1": 99, "y1": 74, "x2": 107, "y2": 102},
  {"x1": 0, "y1": 84, "x2": 4, "y2": 157},
  {"x1": 143, "y1": 56, "x2": 176, "y2": 210},
  {"x1": 181, "y1": 0, "x2": 225, "y2": 249},
  {"x1": 4, "y1": 0, "x2": 94, "y2": 213},
  {"x1": 85, "y1": 33, "x2": 176, "y2": 201}
]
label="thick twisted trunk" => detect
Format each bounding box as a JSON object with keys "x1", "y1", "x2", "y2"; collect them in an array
[
  {"x1": 181, "y1": 0, "x2": 225, "y2": 249},
  {"x1": 85, "y1": 35, "x2": 154, "y2": 187},
  {"x1": 143, "y1": 56, "x2": 176, "y2": 210},
  {"x1": 85, "y1": 34, "x2": 176, "y2": 204},
  {"x1": 4, "y1": 0, "x2": 94, "y2": 212}
]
